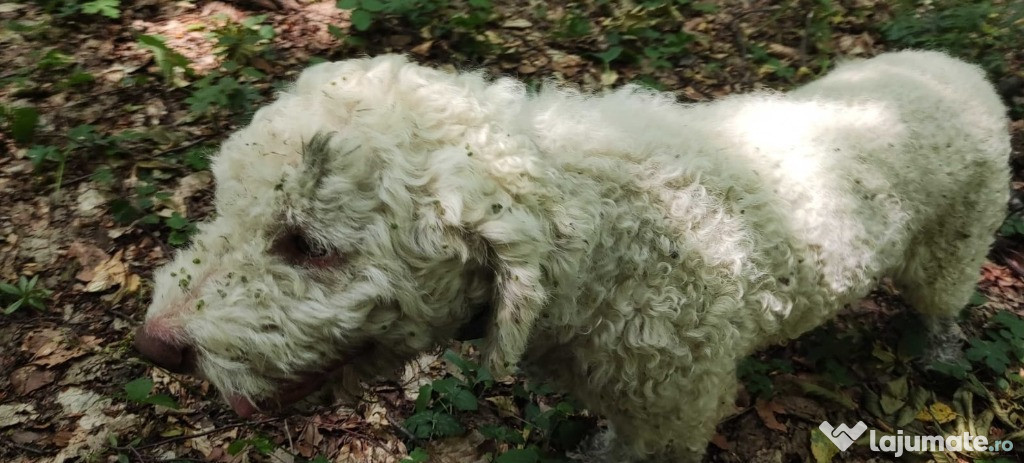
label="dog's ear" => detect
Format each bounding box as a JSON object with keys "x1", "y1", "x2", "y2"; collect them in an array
[
  {"x1": 425, "y1": 146, "x2": 550, "y2": 375},
  {"x1": 469, "y1": 205, "x2": 549, "y2": 376}
]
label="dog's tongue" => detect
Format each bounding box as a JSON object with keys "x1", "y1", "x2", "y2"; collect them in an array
[
  {"x1": 226, "y1": 374, "x2": 329, "y2": 418},
  {"x1": 228, "y1": 394, "x2": 257, "y2": 418}
]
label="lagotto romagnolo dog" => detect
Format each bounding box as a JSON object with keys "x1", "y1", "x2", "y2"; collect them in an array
[{"x1": 135, "y1": 51, "x2": 1010, "y2": 461}]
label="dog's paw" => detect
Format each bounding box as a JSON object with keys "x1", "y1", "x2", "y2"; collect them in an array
[{"x1": 919, "y1": 317, "x2": 968, "y2": 368}]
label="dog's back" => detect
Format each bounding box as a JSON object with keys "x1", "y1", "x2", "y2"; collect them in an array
[
  {"x1": 520, "y1": 51, "x2": 1010, "y2": 345},
  {"x1": 743, "y1": 51, "x2": 1009, "y2": 339}
]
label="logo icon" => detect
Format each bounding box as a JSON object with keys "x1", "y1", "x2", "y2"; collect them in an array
[{"x1": 820, "y1": 421, "x2": 867, "y2": 451}]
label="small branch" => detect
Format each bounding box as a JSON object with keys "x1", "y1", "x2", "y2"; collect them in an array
[
  {"x1": 60, "y1": 136, "x2": 215, "y2": 189},
  {"x1": 385, "y1": 412, "x2": 419, "y2": 443},
  {"x1": 138, "y1": 135, "x2": 215, "y2": 161},
  {"x1": 4, "y1": 441, "x2": 47, "y2": 455},
  {"x1": 135, "y1": 417, "x2": 284, "y2": 450}
]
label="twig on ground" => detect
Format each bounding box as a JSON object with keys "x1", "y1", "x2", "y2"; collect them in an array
[
  {"x1": 135, "y1": 417, "x2": 284, "y2": 450},
  {"x1": 138, "y1": 135, "x2": 215, "y2": 161},
  {"x1": 59, "y1": 135, "x2": 214, "y2": 189},
  {"x1": 385, "y1": 412, "x2": 419, "y2": 443},
  {"x1": 3, "y1": 441, "x2": 47, "y2": 455}
]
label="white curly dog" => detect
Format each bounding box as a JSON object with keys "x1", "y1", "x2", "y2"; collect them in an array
[{"x1": 136, "y1": 51, "x2": 1010, "y2": 461}]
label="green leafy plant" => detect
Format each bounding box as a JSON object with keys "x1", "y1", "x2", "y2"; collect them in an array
[
  {"x1": 748, "y1": 44, "x2": 797, "y2": 81},
  {"x1": 930, "y1": 311, "x2": 1024, "y2": 386},
  {"x1": 187, "y1": 69, "x2": 262, "y2": 118},
  {"x1": 37, "y1": 49, "x2": 75, "y2": 71},
  {"x1": 401, "y1": 448, "x2": 429, "y2": 463},
  {"x1": 803, "y1": 323, "x2": 875, "y2": 386},
  {"x1": 337, "y1": 0, "x2": 438, "y2": 32},
  {"x1": 406, "y1": 374, "x2": 477, "y2": 439},
  {"x1": 107, "y1": 434, "x2": 142, "y2": 463},
  {"x1": 26, "y1": 145, "x2": 67, "y2": 190},
  {"x1": 80, "y1": 0, "x2": 121, "y2": 18},
  {"x1": 1, "y1": 275, "x2": 51, "y2": 315},
  {"x1": 553, "y1": 9, "x2": 592, "y2": 39},
  {"x1": 109, "y1": 182, "x2": 198, "y2": 245},
  {"x1": 1000, "y1": 210, "x2": 1024, "y2": 238},
  {"x1": 110, "y1": 182, "x2": 164, "y2": 225},
  {"x1": 165, "y1": 212, "x2": 198, "y2": 246},
  {"x1": 137, "y1": 34, "x2": 193, "y2": 84},
  {"x1": 443, "y1": 348, "x2": 494, "y2": 389},
  {"x1": 520, "y1": 398, "x2": 587, "y2": 453},
  {"x1": 124, "y1": 377, "x2": 179, "y2": 408},
  {"x1": 27, "y1": 145, "x2": 63, "y2": 168},
  {"x1": 60, "y1": 68, "x2": 96, "y2": 89},
  {"x1": 227, "y1": 435, "x2": 276, "y2": 456},
  {"x1": 36, "y1": 0, "x2": 121, "y2": 18},
  {"x1": 67, "y1": 124, "x2": 132, "y2": 156},
  {"x1": 594, "y1": 1, "x2": 698, "y2": 70},
  {"x1": 405, "y1": 351, "x2": 491, "y2": 440},
  {"x1": 211, "y1": 15, "x2": 276, "y2": 65},
  {"x1": 26, "y1": 125, "x2": 133, "y2": 192},
  {"x1": 738, "y1": 356, "x2": 794, "y2": 398},
  {"x1": 183, "y1": 146, "x2": 214, "y2": 171},
  {"x1": 3, "y1": 106, "x2": 39, "y2": 145},
  {"x1": 495, "y1": 447, "x2": 541, "y2": 463},
  {"x1": 336, "y1": 0, "x2": 494, "y2": 59},
  {"x1": 881, "y1": 0, "x2": 1024, "y2": 76},
  {"x1": 404, "y1": 408, "x2": 465, "y2": 439},
  {"x1": 966, "y1": 312, "x2": 1024, "y2": 376},
  {"x1": 594, "y1": 45, "x2": 622, "y2": 68},
  {"x1": 479, "y1": 424, "x2": 526, "y2": 445}
]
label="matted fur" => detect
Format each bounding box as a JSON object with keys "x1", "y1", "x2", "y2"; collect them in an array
[{"x1": 140, "y1": 51, "x2": 1010, "y2": 461}]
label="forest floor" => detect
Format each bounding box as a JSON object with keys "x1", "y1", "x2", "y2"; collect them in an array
[{"x1": 1, "y1": 1, "x2": 1023, "y2": 462}]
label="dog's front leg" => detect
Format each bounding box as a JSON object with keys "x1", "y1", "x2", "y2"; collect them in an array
[{"x1": 571, "y1": 364, "x2": 739, "y2": 463}]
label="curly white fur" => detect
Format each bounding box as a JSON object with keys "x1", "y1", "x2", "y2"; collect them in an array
[{"x1": 140, "y1": 51, "x2": 1010, "y2": 461}]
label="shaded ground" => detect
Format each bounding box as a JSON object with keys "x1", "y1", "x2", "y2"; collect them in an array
[{"x1": 1, "y1": 1, "x2": 1023, "y2": 462}]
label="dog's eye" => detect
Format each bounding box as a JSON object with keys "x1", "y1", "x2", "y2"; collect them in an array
[
  {"x1": 272, "y1": 231, "x2": 340, "y2": 267},
  {"x1": 292, "y1": 234, "x2": 322, "y2": 257}
]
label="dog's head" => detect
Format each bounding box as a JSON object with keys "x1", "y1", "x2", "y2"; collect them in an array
[{"x1": 135, "y1": 56, "x2": 551, "y2": 416}]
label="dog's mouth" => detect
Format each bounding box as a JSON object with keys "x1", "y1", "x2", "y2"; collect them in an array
[
  {"x1": 226, "y1": 371, "x2": 330, "y2": 417},
  {"x1": 224, "y1": 344, "x2": 370, "y2": 418}
]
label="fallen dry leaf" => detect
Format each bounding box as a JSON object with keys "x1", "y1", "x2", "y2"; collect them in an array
[
  {"x1": 363, "y1": 401, "x2": 389, "y2": 428},
  {"x1": 75, "y1": 186, "x2": 111, "y2": 217},
  {"x1": 755, "y1": 398, "x2": 788, "y2": 432},
  {"x1": 22, "y1": 329, "x2": 63, "y2": 355},
  {"x1": 915, "y1": 402, "x2": 957, "y2": 424},
  {"x1": 485, "y1": 396, "x2": 519, "y2": 419},
  {"x1": 550, "y1": 52, "x2": 585, "y2": 77},
  {"x1": 84, "y1": 249, "x2": 127, "y2": 293},
  {"x1": 68, "y1": 242, "x2": 110, "y2": 284},
  {"x1": 169, "y1": 171, "x2": 213, "y2": 215},
  {"x1": 33, "y1": 336, "x2": 96, "y2": 367},
  {"x1": 411, "y1": 40, "x2": 433, "y2": 55},
  {"x1": 517, "y1": 64, "x2": 538, "y2": 74},
  {"x1": 711, "y1": 433, "x2": 731, "y2": 450},
  {"x1": 11, "y1": 365, "x2": 56, "y2": 395},
  {"x1": 425, "y1": 429, "x2": 486, "y2": 463},
  {"x1": 768, "y1": 43, "x2": 800, "y2": 60},
  {"x1": 10, "y1": 430, "x2": 45, "y2": 445},
  {"x1": 501, "y1": 18, "x2": 533, "y2": 29},
  {"x1": 0, "y1": 403, "x2": 39, "y2": 428},
  {"x1": 296, "y1": 422, "x2": 324, "y2": 458}
]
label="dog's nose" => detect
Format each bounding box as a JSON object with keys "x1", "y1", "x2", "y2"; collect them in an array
[{"x1": 134, "y1": 326, "x2": 194, "y2": 374}]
